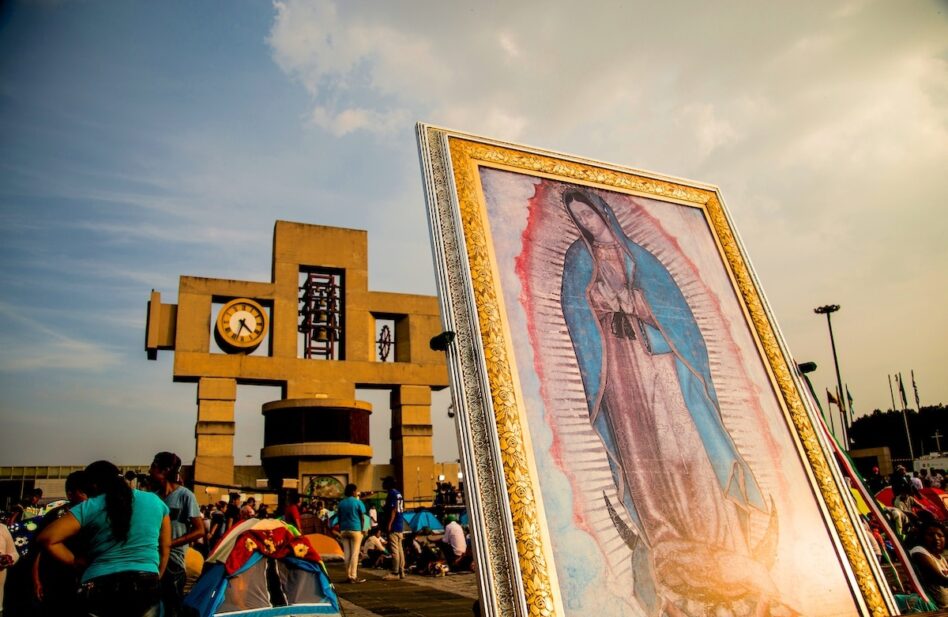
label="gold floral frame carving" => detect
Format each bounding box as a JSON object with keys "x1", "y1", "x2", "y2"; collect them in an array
[{"x1": 417, "y1": 124, "x2": 892, "y2": 617}]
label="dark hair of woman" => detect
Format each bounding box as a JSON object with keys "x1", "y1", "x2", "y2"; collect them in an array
[
  {"x1": 65, "y1": 469, "x2": 92, "y2": 495},
  {"x1": 85, "y1": 460, "x2": 133, "y2": 543},
  {"x1": 288, "y1": 492, "x2": 301, "y2": 505},
  {"x1": 344, "y1": 483, "x2": 358, "y2": 497},
  {"x1": 152, "y1": 451, "x2": 182, "y2": 477}
]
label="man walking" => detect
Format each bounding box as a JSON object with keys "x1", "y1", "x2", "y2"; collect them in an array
[
  {"x1": 381, "y1": 476, "x2": 406, "y2": 580},
  {"x1": 150, "y1": 452, "x2": 203, "y2": 617}
]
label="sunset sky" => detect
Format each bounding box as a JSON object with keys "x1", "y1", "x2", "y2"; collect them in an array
[{"x1": 1, "y1": 0, "x2": 945, "y2": 465}]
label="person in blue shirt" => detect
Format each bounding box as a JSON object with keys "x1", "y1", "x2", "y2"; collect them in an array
[
  {"x1": 381, "y1": 476, "x2": 406, "y2": 581},
  {"x1": 337, "y1": 483, "x2": 367, "y2": 583},
  {"x1": 38, "y1": 460, "x2": 171, "y2": 617},
  {"x1": 149, "y1": 451, "x2": 203, "y2": 617}
]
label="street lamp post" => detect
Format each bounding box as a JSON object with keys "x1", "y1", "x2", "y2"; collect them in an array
[{"x1": 814, "y1": 304, "x2": 849, "y2": 448}]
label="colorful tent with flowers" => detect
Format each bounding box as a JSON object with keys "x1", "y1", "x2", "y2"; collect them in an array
[{"x1": 183, "y1": 518, "x2": 340, "y2": 616}]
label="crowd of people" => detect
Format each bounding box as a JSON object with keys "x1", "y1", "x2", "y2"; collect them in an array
[
  {"x1": 0, "y1": 462, "x2": 474, "y2": 617},
  {"x1": 0, "y1": 455, "x2": 189, "y2": 617},
  {"x1": 859, "y1": 464, "x2": 948, "y2": 609}
]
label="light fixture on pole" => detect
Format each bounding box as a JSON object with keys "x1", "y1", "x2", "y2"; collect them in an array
[{"x1": 814, "y1": 304, "x2": 849, "y2": 448}]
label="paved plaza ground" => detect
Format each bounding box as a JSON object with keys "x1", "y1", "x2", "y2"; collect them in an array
[{"x1": 325, "y1": 561, "x2": 480, "y2": 617}]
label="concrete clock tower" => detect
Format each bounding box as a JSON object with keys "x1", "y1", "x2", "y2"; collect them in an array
[{"x1": 145, "y1": 221, "x2": 449, "y2": 503}]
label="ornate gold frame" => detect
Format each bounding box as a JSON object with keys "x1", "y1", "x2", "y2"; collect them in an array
[{"x1": 417, "y1": 124, "x2": 893, "y2": 617}]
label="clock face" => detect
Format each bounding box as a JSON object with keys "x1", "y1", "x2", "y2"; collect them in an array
[{"x1": 216, "y1": 298, "x2": 268, "y2": 350}]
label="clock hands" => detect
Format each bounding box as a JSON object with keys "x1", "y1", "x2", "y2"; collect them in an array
[{"x1": 218, "y1": 299, "x2": 266, "y2": 350}]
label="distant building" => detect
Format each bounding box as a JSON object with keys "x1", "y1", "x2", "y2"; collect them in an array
[{"x1": 0, "y1": 461, "x2": 464, "y2": 510}]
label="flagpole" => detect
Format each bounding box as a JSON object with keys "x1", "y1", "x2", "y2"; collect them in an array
[
  {"x1": 826, "y1": 390, "x2": 838, "y2": 441},
  {"x1": 888, "y1": 374, "x2": 897, "y2": 412},
  {"x1": 912, "y1": 369, "x2": 922, "y2": 412},
  {"x1": 898, "y1": 372, "x2": 915, "y2": 462},
  {"x1": 845, "y1": 384, "x2": 854, "y2": 422},
  {"x1": 836, "y1": 386, "x2": 847, "y2": 444}
]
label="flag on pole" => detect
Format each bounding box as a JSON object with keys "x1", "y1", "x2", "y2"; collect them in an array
[
  {"x1": 828, "y1": 388, "x2": 841, "y2": 410},
  {"x1": 846, "y1": 385, "x2": 855, "y2": 420},
  {"x1": 912, "y1": 370, "x2": 922, "y2": 411},
  {"x1": 898, "y1": 373, "x2": 909, "y2": 409},
  {"x1": 888, "y1": 374, "x2": 897, "y2": 412}
]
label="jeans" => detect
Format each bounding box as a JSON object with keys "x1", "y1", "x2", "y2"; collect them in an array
[
  {"x1": 80, "y1": 571, "x2": 160, "y2": 617},
  {"x1": 160, "y1": 561, "x2": 186, "y2": 617},
  {"x1": 389, "y1": 531, "x2": 405, "y2": 577},
  {"x1": 340, "y1": 530, "x2": 364, "y2": 580}
]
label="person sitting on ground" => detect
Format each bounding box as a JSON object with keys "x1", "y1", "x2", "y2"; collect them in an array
[
  {"x1": 885, "y1": 504, "x2": 910, "y2": 540},
  {"x1": 409, "y1": 528, "x2": 443, "y2": 575},
  {"x1": 894, "y1": 484, "x2": 921, "y2": 519},
  {"x1": 361, "y1": 527, "x2": 388, "y2": 569},
  {"x1": 910, "y1": 521, "x2": 948, "y2": 608},
  {"x1": 441, "y1": 515, "x2": 467, "y2": 569},
  {"x1": 37, "y1": 460, "x2": 171, "y2": 617}
]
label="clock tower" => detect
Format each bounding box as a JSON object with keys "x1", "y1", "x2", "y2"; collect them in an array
[{"x1": 145, "y1": 221, "x2": 448, "y2": 504}]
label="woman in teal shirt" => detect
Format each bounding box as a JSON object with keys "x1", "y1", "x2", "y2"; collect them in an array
[
  {"x1": 337, "y1": 483, "x2": 367, "y2": 584},
  {"x1": 38, "y1": 460, "x2": 171, "y2": 617}
]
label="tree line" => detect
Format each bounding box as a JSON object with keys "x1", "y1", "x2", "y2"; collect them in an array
[{"x1": 849, "y1": 404, "x2": 948, "y2": 460}]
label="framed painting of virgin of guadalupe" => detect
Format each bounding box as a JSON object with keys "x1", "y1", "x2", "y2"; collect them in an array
[{"x1": 417, "y1": 125, "x2": 896, "y2": 617}]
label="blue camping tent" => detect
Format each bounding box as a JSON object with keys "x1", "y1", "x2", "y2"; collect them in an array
[
  {"x1": 407, "y1": 510, "x2": 443, "y2": 533},
  {"x1": 183, "y1": 518, "x2": 340, "y2": 617}
]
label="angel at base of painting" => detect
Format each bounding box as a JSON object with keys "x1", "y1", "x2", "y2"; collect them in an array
[{"x1": 560, "y1": 188, "x2": 796, "y2": 617}]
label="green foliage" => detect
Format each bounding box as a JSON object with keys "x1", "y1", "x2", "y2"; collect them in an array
[{"x1": 850, "y1": 404, "x2": 947, "y2": 460}]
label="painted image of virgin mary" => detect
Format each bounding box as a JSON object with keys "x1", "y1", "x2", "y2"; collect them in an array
[{"x1": 560, "y1": 189, "x2": 788, "y2": 616}]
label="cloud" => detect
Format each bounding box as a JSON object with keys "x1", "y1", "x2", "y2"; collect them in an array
[
  {"x1": 677, "y1": 103, "x2": 740, "y2": 158},
  {"x1": 310, "y1": 105, "x2": 409, "y2": 136},
  {"x1": 0, "y1": 302, "x2": 125, "y2": 372},
  {"x1": 266, "y1": 1, "x2": 948, "y2": 410},
  {"x1": 0, "y1": 339, "x2": 123, "y2": 372},
  {"x1": 72, "y1": 220, "x2": 260, "y2": 247}
]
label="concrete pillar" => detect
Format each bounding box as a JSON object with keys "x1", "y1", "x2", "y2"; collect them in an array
[
  {"x1": 193, "y1": 377, "x2": 237, "y2": 489},
  {"x1": 390, "y1": 385, "x2": 434, "y2": 506}
]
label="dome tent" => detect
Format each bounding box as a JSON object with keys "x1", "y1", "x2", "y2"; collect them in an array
[{"x1": 183, "y1": 518, "x2": 340, "y2": 617}]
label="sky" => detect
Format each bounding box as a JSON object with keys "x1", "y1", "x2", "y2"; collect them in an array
[{"x1": 0, "y1": 0, "x2": 946, "y2": 466}]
